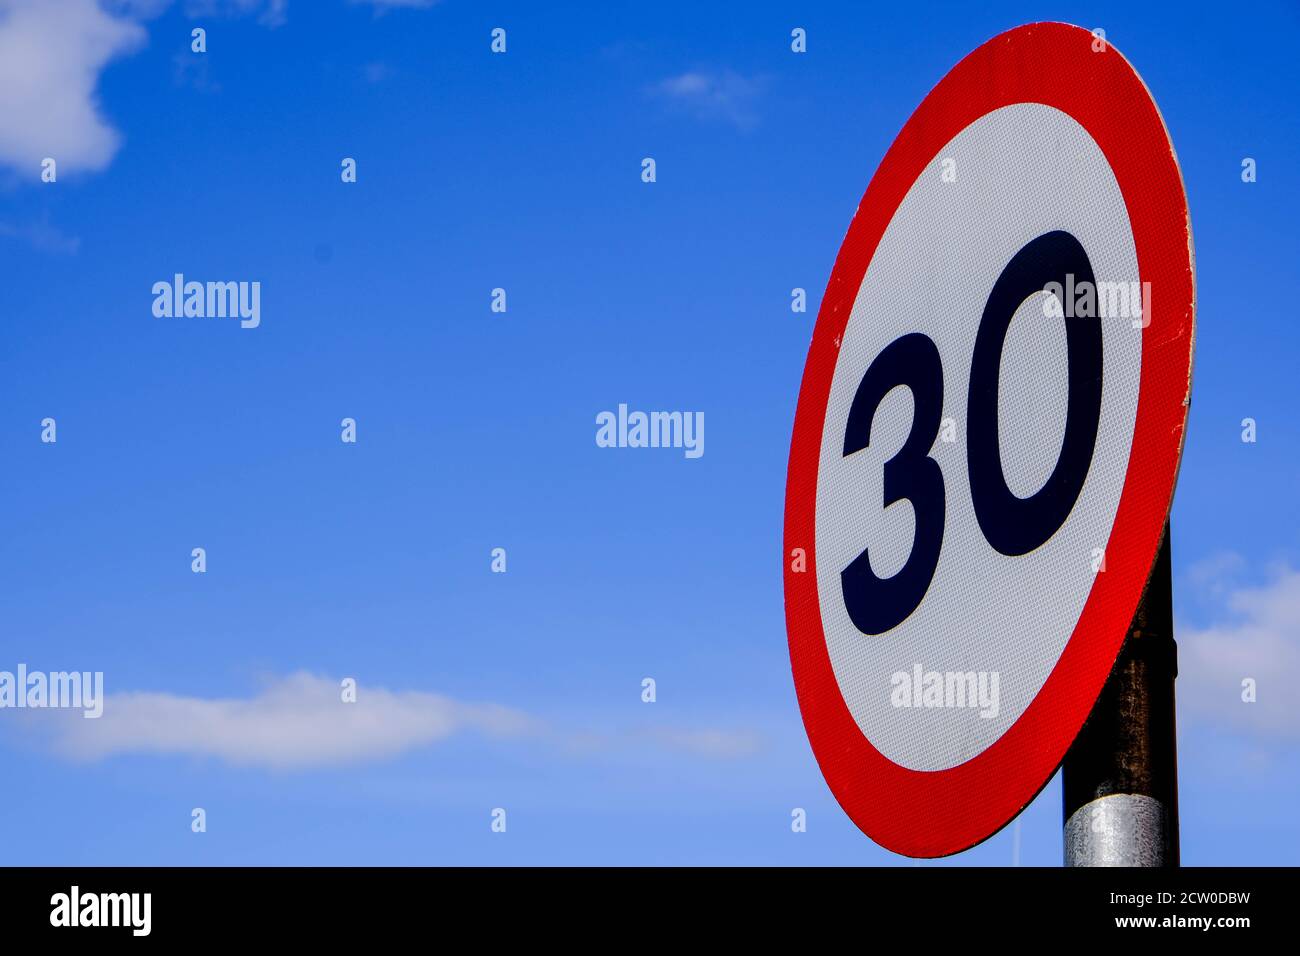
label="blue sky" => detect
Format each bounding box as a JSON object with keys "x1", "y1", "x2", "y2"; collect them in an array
[{"x1": 0, "y1": 0, "x2": 1296, "y2": 865}]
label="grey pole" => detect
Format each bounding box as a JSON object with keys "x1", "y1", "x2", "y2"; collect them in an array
[{"x1": 1062, "y1": 523, "x2": 1179, "y2": 866}]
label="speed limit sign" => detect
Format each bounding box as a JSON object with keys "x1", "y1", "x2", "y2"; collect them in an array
[{"x1": 783, "y1": 23, "x2": 1194, "y2": 857}]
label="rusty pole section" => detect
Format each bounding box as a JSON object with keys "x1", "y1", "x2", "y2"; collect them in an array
[{"x1": 1063, "y1": 523, "x2": 1180, "y2": 866}]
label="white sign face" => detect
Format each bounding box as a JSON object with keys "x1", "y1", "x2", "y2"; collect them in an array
[
  {"x1": 815, "y1": 103, "x2": 1142, "y2": 771},
  {"x1": 784, "y1": 22, "x2": 1195, "y2": 857}
]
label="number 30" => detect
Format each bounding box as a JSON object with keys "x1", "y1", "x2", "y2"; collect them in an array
[{"x1": 840, "y1": 230, "x2": 1103, "y2": 635}]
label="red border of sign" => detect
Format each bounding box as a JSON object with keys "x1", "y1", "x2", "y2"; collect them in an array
[{"x1": 784, "y1": 22, "x2": 1195, "y2": 858}]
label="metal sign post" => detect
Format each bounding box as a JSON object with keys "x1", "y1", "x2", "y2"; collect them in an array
[{"x1": 1064, "y1": 524, "x2": 1180, "y2": 866}]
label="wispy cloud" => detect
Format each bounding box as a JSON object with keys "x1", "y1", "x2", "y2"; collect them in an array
[
  {"x1": 29, "y1": 671, "x2": 766, "y2": 770},
  {"x1": 1178, "y1": 563, "x2": 1300, "y2": 741},
  {"x1": 44, "y1": 672, "x2": 540, "y2": 769},
  {"x1": 181, "y1": 0, "x2": 287, "y2": 27},
  {"x1": 172, "y1": 48, "x2": 220, "y2": 92},
  {"x1": 0, "y1": 0, "x2": 146, "y2": 177},
  {"x1": 1186, "y1": 550, "x2": 1247, "y2": 599},
  {"x1": 649, "y1": 69, "x2": 767, "y2": 130},
  {"x1": 0, "y1": 216, "x2": 81, "y2": 254}
]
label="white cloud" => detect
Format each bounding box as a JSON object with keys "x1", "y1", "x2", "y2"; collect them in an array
[
  {"x1": 107, "y1": 0, "x2": 287, "y2": 24},
  {"x1": 0, "y1": 0, "x2": 440, "y2": 180},
  {"x1": 1178, "y1": 565, "x2": 1300, "y2": 741},
  {"x1": 103, "y1": 0, "x2": 173, "y2": 16},
  {"x1": 27, "y1": 670, "x2": 769, "y2": 772},
  {"x1": 0, "y1": 0, "x2": 146, "y2": 176},
  {"x1": 650, "y1": 69, "x2": 766, "y2": 130},
  {"x1": 182, "y1": 0, "x2": 287, "y2": 27},
  {"x1": 0, "y1": 0, "x2": 302, "y2": 180},
  {"x1": 0, "y1": 216, "x2": 81, "y2": 253},
  {"x1": 1185, "y1": 550, "x2": 1247, "y2": 600},
  {"x1": 47, "y1": 672, "x2": 542, "y2": 769}
]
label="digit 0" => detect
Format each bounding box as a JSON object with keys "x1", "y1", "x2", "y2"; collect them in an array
[{"x1": 966, "y1": 230, "x2": 1102, "y2": 556}]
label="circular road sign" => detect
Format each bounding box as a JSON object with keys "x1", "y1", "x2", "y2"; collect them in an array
[{"x1": 783, "y1": 22, "x2": 1195, "y2": 858}]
